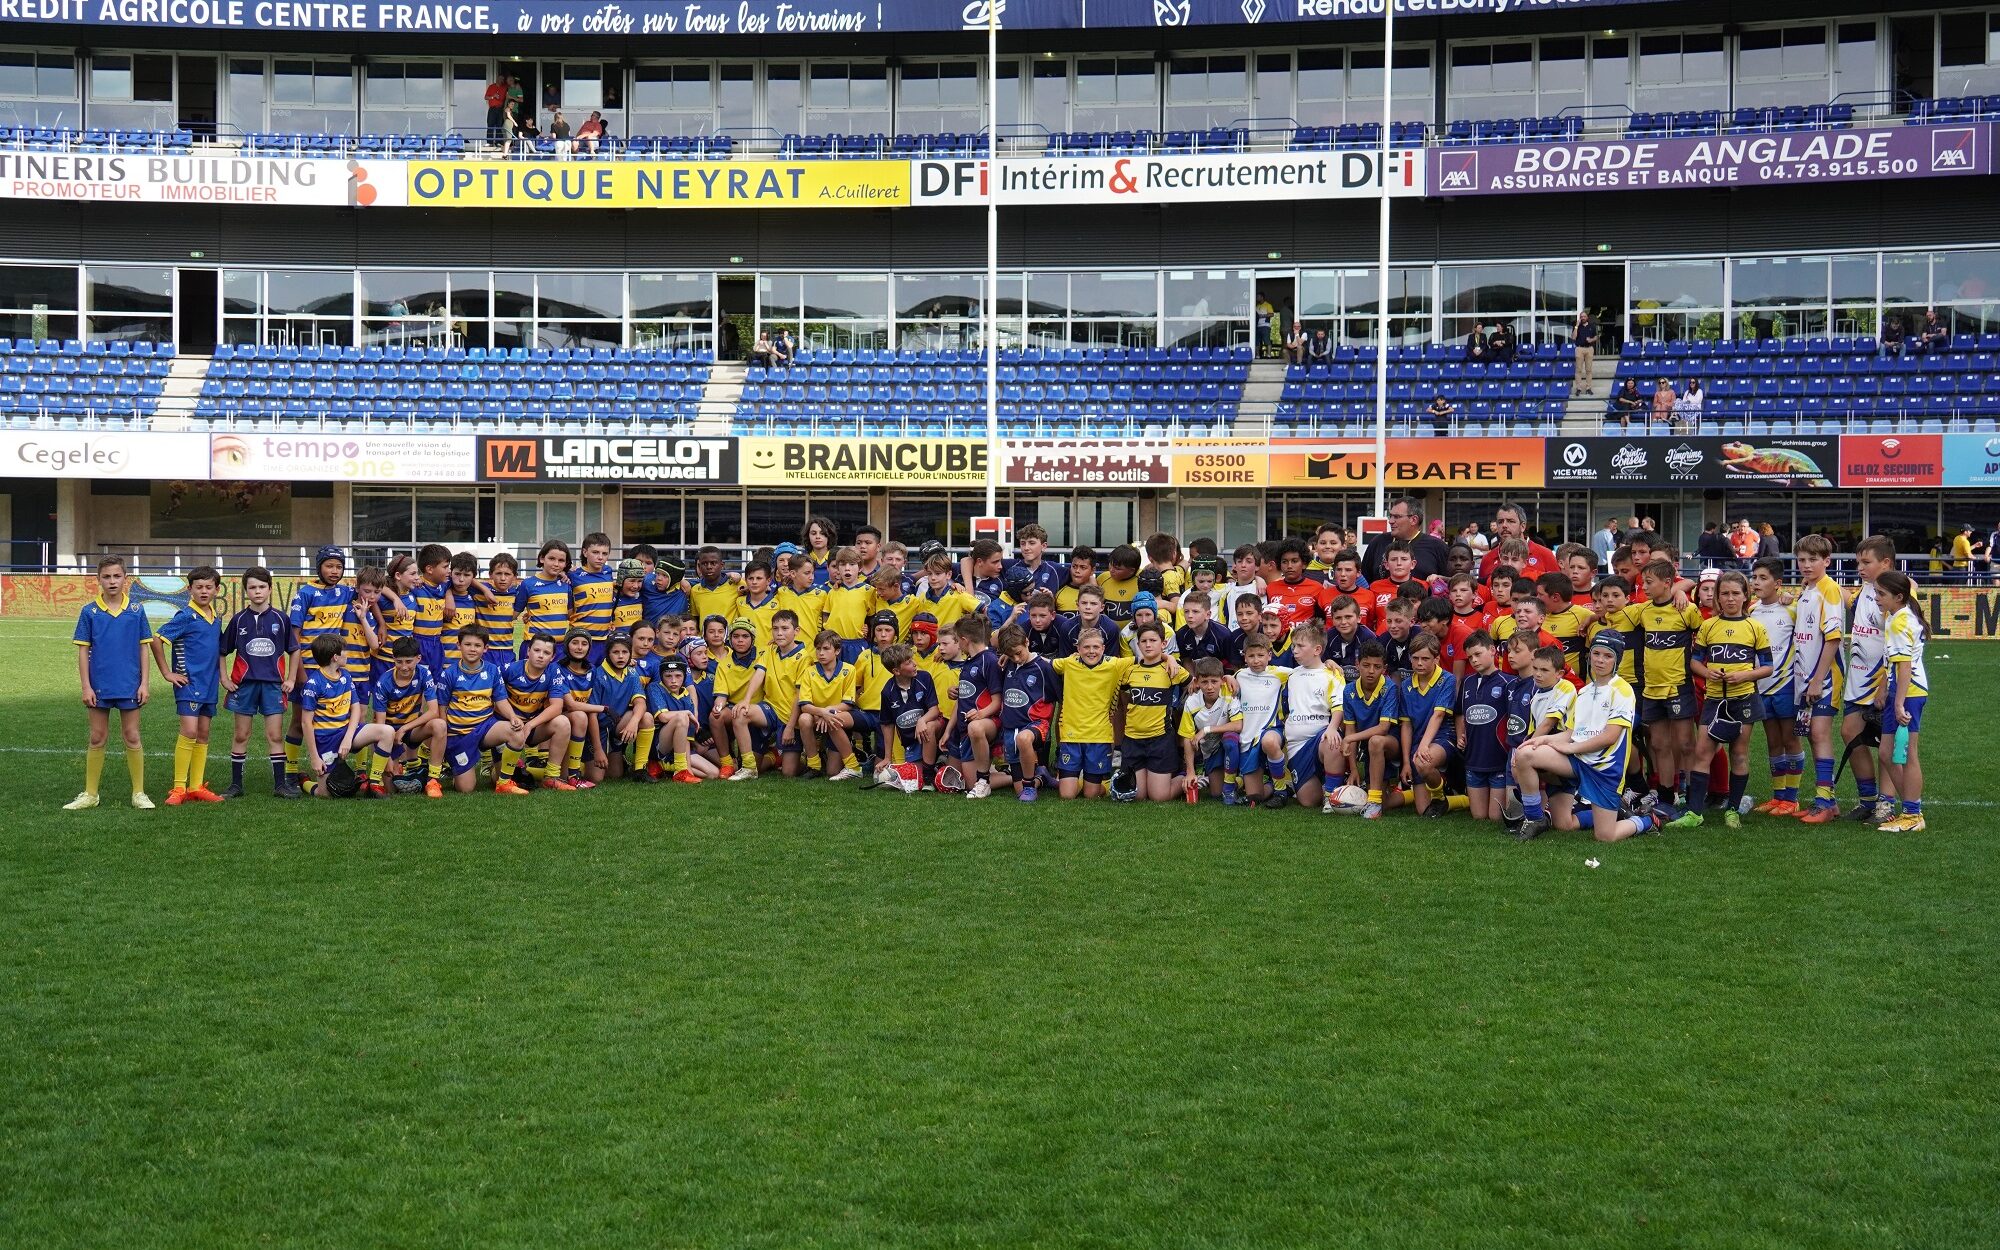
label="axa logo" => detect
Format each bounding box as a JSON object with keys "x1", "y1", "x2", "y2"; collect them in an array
[
  {"x1": 482, "y1": 438, "x2": 538, "y2": 479},
  {"x1": 1438, "y1": 152, "x2": 1477, "y2": 190},
  {"x1": 960, "y1": 0, "x2": 1005, "y2": 28},
  {"x1": 1153, "y1": 0, "x2": 1190, "y2": 25},
  {"x1": 1931, "y1": 127, "x2": 1976, "y2": 171}
]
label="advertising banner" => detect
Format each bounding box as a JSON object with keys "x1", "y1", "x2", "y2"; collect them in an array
[
  {"x1": 0, "y1": 0, "x2": 1647, "y2": 37},
  {"x1": 740, "y1": 436, "x2": 986, "y2": 486},
  {"x1": 1000, "y1": 439, "x2": 1169, "y2": 486},
  {"x1": 476, "y1": 434, "x2": 736, "y2": 483},
  {"x1": 0, "y1": 152, "x2": 406, "y2": 206},
  {"x1": 211, "y1": 432, "x2": 476, "y2": 482},
  {"x1": 1941, "y1": 433, "x2": 2000, "y2": 486},
  {"x1": 1430, "y1": 125, "x2": 1991, "y2": 196},
  {"x1": 1, "y1": 429, "x2": 209, "y2": 479},
  {"x1": 1546, "y1": 436, "x2": 1837, "y2": 489},
  {"x1": 405, "y1": 159, "x2": 907, "y2": 209},
  {"x1": 1170, "y1": 438, "x2": 1269, "y2": 487},
  {"x1": 1838, "y1": 434, "x2": 1945, "y2": 488},
  {"x1": 915, "y1": 148, "x2": 1423, "y2": 206},
  {"x1": 1267, "y1": 437, "x2": 1545, "y2": 489}
]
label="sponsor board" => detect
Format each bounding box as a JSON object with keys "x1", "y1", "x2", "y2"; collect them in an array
[
  {"x1": 915, "y1": 149, "x2": 1423, "y2": 205},
  {"x1": 407, "y1": 159, "x2": 908, "y2": 208},
  {"x1": 212, "y1": 432, "x2": 476, "y2": 482},
  {"x1": 0, "y1": 152, "x2": 406, "y2": 206},
  {"x1": 1171, "y1": 438, "x2": 1269, "y2": 487},
  {"x1": 740, "y1": 436, "x2": 987, "y2": 486},
  {"x1": 0, "y1": 0, "x2": 1645, "y2": 37},
  {"x1": 1942, "y1": 433, "x2": 2000, "y2": 486},
  {"x1": 1, "y1": 429, "x2": 209, "y2": 479},
  {"x1": 1432, "y1": 125, "x2": 1991, "y2": 196},
  {"x1": 1000, "y1": 439, "x2": 1169, "y2": 486},
  {"x1": 1839, "y1": 434, "x2": 1944, "y2": 488},
  {"x1": 1546, "y1": 437, "x2": 1836, "y2": 489},
  {"x1": 1267, "y1": 437, "x2": 1546, "y2": 489},
  {"x1": 477, "y1": 434, "x2": 736, "y2": 483}
]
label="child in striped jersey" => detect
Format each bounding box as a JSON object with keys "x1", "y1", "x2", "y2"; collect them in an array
[
  {"x1": 1749, "y1": 557, "x2": 1803, "y2": 815},
  {"x1": 1229, "y1": 634, "x2": 1290, "y2": 805}
]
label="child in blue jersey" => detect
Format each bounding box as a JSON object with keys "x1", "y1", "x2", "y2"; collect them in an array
[
  {"x1": 568, "y1": 532, "x2": 617, "y2": 664},
  {"x1": 1396, "y1": 632, "x2": 1460, "y2": 819},
  {"x1": 1454, "y1": 631, "x2": 1514, "y2": 826},
  {"x1": 950, "y1": 615, "x2": 1006, "y2": 799},
  {"x1": 1338, "y1": 641, "x2": 1396, "y2": 817},
  {"x1": 646, "y1": 655, "x2": 703, "y2": 782},
  {"x1": 366, "y1": 636, "x2": 445, "y2": 798},
  {"x1": 157, "y1": 564, "x2": 227, "y2": 805},
  {"x1": 298, "y1": 634, "x2": 396, "y2": 798},
  {"x1": 877, "y1": 642, "x2": 943, "y2": 782},
  {"x1": 994, "y1": 624, "x2": 1058, "y2": 802},
  {"x1": 554, "y1": 631, "x2": 600, "y2": 788},
  {"x1": 221, "y1": 565, "x2": 298, "y2": 798},
  {"x1": 496, "y1": 633, "x2": 575, "y2": 794},
  {"x1": 432, "y1": 623, "x2": 521, "y2": 795},
  {"x1": 584, "y1": 632, "x2": 647, "y2": 785},
  {"x1": 1323, "y1": 594, "x2": 1377, "y2": 684},
  {"x1": 67, "y1": 555, "x2": 165, "y2": 811},
  {"x1": 628, "y1": 543, "x2": 690, "y2": 621},
  {"x1": 285, "y1": 544, "x2": 355, "y2": 787}
]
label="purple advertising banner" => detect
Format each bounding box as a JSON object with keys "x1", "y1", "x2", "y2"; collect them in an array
[{"x1": 1430, "y1": 124, "x2": 1992, "y2": 196}]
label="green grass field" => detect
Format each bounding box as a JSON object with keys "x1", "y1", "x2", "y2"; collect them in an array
[{"x1": 3, "y1": 616, "x2": 1997, "y2": 1249}]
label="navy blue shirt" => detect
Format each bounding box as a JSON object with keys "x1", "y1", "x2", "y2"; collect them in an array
[
  {"x1": 881, "y1": 672, "x2": 939, "y2": 743},
  {"x1": 1324, "y1": 624, "x2": 1378, "y2": 684},
  {"x1": 1007, "y1": 558, "x2": 1065, "y2": 599},
  {"x1": 999, "y1": 654, "x2": 1058, "y2": 731},
  {"x1": 1059, "y1": 616, "x2": 1125, "y2": 658},
  {"x1": 224, "y1": 606, "x2": 292, "y2": 683},
  {"x1": 1456, "y1": 668, "x2": 1515, "y2": 773},
  {"x1": 1175, "y1": 621, "x2": 1242, "y2": 670}
]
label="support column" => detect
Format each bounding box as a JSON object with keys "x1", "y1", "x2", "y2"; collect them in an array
[{"x1": 55, "y1": 478, "x2": 82, "y2": 568}]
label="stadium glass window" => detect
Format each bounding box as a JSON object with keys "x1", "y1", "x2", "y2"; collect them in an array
[
  {"x1": 561, "y1": 63, "x2": 614, "y2": 113},
  {"x1": 1446, "y1": 41, "x2": 1534, "y2": 123},
  {"x1": 623, "y1": 494, "x2": 690, "y2": 548},
  {"x1": 632, "y1": 64, "x2": 717, "y2": 136},
  {"x1": 0, "y1": 263, "x2": 78, "y2": 342},
  {"x1": 1252, "y1": 53, "x2": 1292, "y2": 128},
  {"x1": 1164, "y1": 269, "x2": 1253, "y2": 351},
  {"x1": 1833, "y1": 23, "x2": 1880, "y2": 101},
  {"x1": 363, "y1": 62, "x2": 447, "y2": 135},
  {"x1": 270, "y1": 59, "x2": 356, "y2": 135},
  {"x1": 449, "y1": 62, "x2": 490, "y2": 135},
  {"x1": 1865, "y1": 492, "x2": 1943, "y2": 556},
  {"x1": 765, "y1": 64, "x2": 803, "y2": 135},
  {"x1": 1939, "y1": 12, "x2": 2000, "y2": 93},
  {"x1": 895, "y1": 274, "x2": 982, "y2": 352},
  {"x1": 1164, "y1": 54, "x2": 1249, "y2": 131},
  {"x1": 1881, "y1": 250, "x2": 1929, "y2": 309},
  {"x1": 1589, "y1": 36, "x2": 1631, "y2": 111},
  {"x1": 1934, "y1": 248, "x2": 2000, "y2": 336},
  {"x1": 360, "y1": 270, "x2": 450, "y2": 350},
  {"x1": 1731, "y1": 256, "x2": 1831, "y2": 338},
  {"x1": 1068, "y1": 270, "x2": 1158, "y2": 349},
  {"x1": 1831, "y1": 253, "x2": 1878, "y2": 336},
  {"x1": 1296, "y1": 48, "x2": 1344, "y2": 127},
  {"x1": 1302, "y1": 266, "x2": 1432, "y2": 345},
  {"x1": 1734, "y1": 25, "x2": 1830, "y2": 110},
  {"x1": 888, "y1": 495, "x2": 969, "y2": 549},
  {"x1": 226, "y1": 58, "x2": 267, "y2": 133},
  {"x1": 0, "y1": 50, "x2": 78, "y2": 127},
  {"x1": 717, "y1": 64, "x2": 753, "y2": 132},
  {"x1": 630, "y1": 272, "x2": 715, "y2": 353},
  {"x1": 1073, "y1": 57, "x2": 1158, "y2": 132},
  {"x1": 1261, "y1": 494, "x2": 1375, "y2": 545},
  {"x1": 1349, "y1": 47, "x2": 1432, "y2": 126},
  {"x1": 1631, "y1": 259, "x2": 1725, "y2": 343},
  {"x1": 1028, "y1": 59, "x2": 1068, "y2": 134},
  {"x1": 88, "y1": 52, "x2": 174, "y2": 130},
  {"x1": 898, "y1": 61, "x2": 982, "y2": 135},
  {"x1": 805, "y1": 62, "x2": 891, "y2": 135},
  {"x1": 1441, "y1": 263, "x2": 1534, "y2": 341},
  {"x1": 1535, "y1": 38, "x2": 1587, "y2": 118},
  {"x1": 1635, "y1": 32, "x2": 1727, "y2": 113}
]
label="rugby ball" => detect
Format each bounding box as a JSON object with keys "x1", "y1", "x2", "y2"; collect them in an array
[{"x1": 1336, "y1": 784, "x2": 1368, "y2": 808}]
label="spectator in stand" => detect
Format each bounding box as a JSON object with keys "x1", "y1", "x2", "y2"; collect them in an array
[
  {"x1": 1651, "y1": 378, "x2": 1677, "y2": 427},
  {"x1": 1977, "y1": 522, "x2": 1996, "y2": 584},
  {"x1": 1361, "y1": 496, "x2": 1451, "y2": 582},
  {"x1": 773, "y1": 329, "x2": 795, "y2": 368},
  {"x1": 506, "y1": 75, "x2": 526, "y2": 129},
  {"x1": 1729, "y1": 519, "x2": 1760, "y2": 569},
  {"x1": 1286, "y1": 320, "x2": 1307, "y2": 366},
  {"x1": 1573, "y1": 309, "x2": 1598, "y2": 395},
  {"x1": 484, "y1": 74, "x2": 510, "y2": 145},
  {"x1": 1880, "y1": 314, "x2": 1907, "y2": 358},
  {"x1": 1918, "y1": 307, "x2": 1951, "y2": 355},
  {"x1": 751, "y1": 330, "x2": 776, "y2": 368},
  {"x1": 511, "y1": 111, "x2": 541, "y2": 155},
  {"x1": 1307, "y1": 329, "x2": 1332, "y2": 365},
  {"x1": 549, "y1": 109, "x2": 572, "y2": 158},
  {"x1": 1479, "y1": 503, "x2": 1558, "y2": 582},
  {"x1": 1591, "y1": 515, "x2": 1620, "y2": 569},
  {"x1": 1952, "y1": 523, "x2": 1976, "y2": 581},
  {"x1": 1464, "y1": 322, "x2": 1488, "y2": 363},
  {"x1": 1486, "y1": 322, "x2": 1515, "y2": 366},
  {"x1": 541, "y1": 78, "x2": 560, "y2": 113},
  {"x1": 1696, "y1": 522, "x2": 1730, "y2": 569},
  {"x1": 1672, "y1": 378, "x2": 1703, "y2": 433},
  {"x1": 1426, "y1": 392, "x2": 1455, "y2": 434},
  {"x1": 576, "y1": 110, "x2": 606, "y2": 156},
  {"x1": 1458, "y1": 521, "x2": 1490, "y2": 558},
  {"x1": 1757, "y1": 523, "x2": 1782, "y2": 559},
  {"x1": 1612, "y1": 378, "x2": 1646, "y2": 429}
]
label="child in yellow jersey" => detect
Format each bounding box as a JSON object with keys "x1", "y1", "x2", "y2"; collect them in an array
[
  {"x1": 341, "y1": 568, "x2": 385, "y2": 711},
  {"x1": 737, "y1": 561, "x2": 782, "y2": 649},
  {"x1": 1633, "y1": 557, "x2": 1704, "y2": 808},
  {"x1": 298, "y1": 634, "x2": 397, "y2": 798},
  {"x1": 776, "y1": 556, "x2": 826, "y2": 639},
  {"x1": 867, "y1": 568, "x2": 922, "y2": 640},
  {"x1": 610, "y1": 559, "x2": 648, "y2": 638},
  {"x1": 792, "y1": 628, "x2": 860, "y2": 778},
  {"x1": 1118, "y1": 621, "x2": 1188, "y2": 801},
  {"x1": 917, "y1": 553, "x2": 981, "y2": 631},
  {"x1": 909, "y1": 615, "x2": 957, "y2": 722},
  {"x1": 442, "y1": 553, "x2": 482, "y2": 665},
  {"x1": 1535, "y1": 571, "x2": 1591, "y2": 673},
  {"x1": 1056, "y1": 546, "x2": 1098, "y2": 615},
  {"x1": 710, "y1": 619, "x2": 764, "y2": 780},
  {"x1": 684, "y1": 545, "x2": 743, "y2": 629},
  {"x1": 1873, "y1": 570, "x2": 1929, "y2": 831},
  {"x1": 1588, "y1": 575, "x2": 1641, "y2": 685},
  {"x1": 744, "y1": 608, "x2": 810, "y2": 771},
  {"x1": 1669, "y1": 571, "x2": 1775, "y2": 831},
  {"x1": 823, "y1": 546, "x2": 874, "y2": 662},
  {"x1": 846, "y1": 611, "x2": 903, "y2": 764},
  {"x1": 1097, "y1": 544, "x2": 1142, "y2": 623},
  {"x1": 477, "y1": 553, "x2": 522, "y2": 664}
]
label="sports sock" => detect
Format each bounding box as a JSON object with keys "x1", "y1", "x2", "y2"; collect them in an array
[
  {"x1": 1634, "y1": 810, "x2": 1660, "y2": 834},
  {"x1": 1656, "y1": 782, "x2": 1676, "y2": 806},
  {"x1": 270, "y1": 753, "x2": 288, "y2": 788},
  {"x1": 1903, "y1": 798, "x2": 1922, "y2": 815},
  {"x1": 416, "y1": 742, "x2": 432, "y2": 769},
  {"x1": 740, "y1": 751, "x2": 757, "y2": 770},
  {"x1": 1815, "y1": 757, "x2": 1836, "y2": 804},
  {"x1": 1446, "y1": 794, "x2": 1470, "y2": 812},
  {"x1": 843, "y1": 753, "x2": 859, "y2": 770},
  {"x1": 1686, "y1": 780, "x2": 1708, "y2": 813},
  {"x1": 191, "y1": 741, "x2": 209, "y2": 789},
  {"x1": 284, "y1": 735, "x2": 303, "y2": 780},
  {"x1": 83, "y1": 745, "x2": 105, "y2": 796},
  {"x1": 369, "y1": 748, "x2": 389, "y2": 784},
  {"x1": 807, "y1": 754, "x2": 823, "y2": 771},
  {"x1": 1327, "y1": 772, "x2": 1346, "y2": 791},
  {"x1": 1857, "y1": 778, "x2": 1878, "y2": 801},
  {"x1": 231, "y1": 752, "x2": 246, "y2": 788},
  {"x1": 173, "y1": 735, "x2": 194, "y2": 790},
  {"x1": 564, "y1": 739, "x2": 585, "y2": 774},
  {"x1": 1367, "y1": 787, "x2": 1383, "y2": 804},
  {"x1": 634, "y1": 725, "x2": 656, "y2": 769},
  {"x1": 671, "y1": 752, "x2": 688, "y2": 772},
  {"x1": 126, "y1": 747, "x2": 144, "y2": 795},
  {"x1": 499, "y1": 745, "x2": 523, "y2": 780},
  {"x1": 1523, "y1": 792, "x2": 1545, "y2": 821},
  {"x1": 1268, "y1": 759, "x2": 1287, "y2": 788},
  {"x1": 1728, "y1": 771, "x2": 1748, "y2": 809}
]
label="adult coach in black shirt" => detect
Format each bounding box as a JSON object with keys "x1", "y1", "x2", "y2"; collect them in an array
[{"x1": 1361, "y1": 496, "x2": 1451, "y2": 582}]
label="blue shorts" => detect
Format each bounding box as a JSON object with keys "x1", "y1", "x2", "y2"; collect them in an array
[
  {"x1": 94, "y1": 695, "x2": 142, "y2": 712},
  {"x1": 1123, "y1": 733, "x2": 1178, "y2": 775},
  {"x1": 1640, "y1": 684, "x2": 1696, "y2": 723},
  {"x1": 418, "y1": 639, "x2": 446, "y2": 674},
  {"x1": 1001, "y1": 724, "x2": 1048, "y2": 769},
  {"x1": 848, "y1": 707, "x2": 880, "y2": 738},
  {"x1": 1465, "y1": 766, "x2": 1509, "y2": 790},
  {"x1": 839, "y1": 639, "x2": 868, "y2": 664},
  {"x1": 1572, "y1": 755, "x2": 1625, "y2": 812},
  {"x1": 1285, "y1": 730, "x2": 1326, "y2": 784},
  {"x1": 1895, "y1": 695, "x2": 1927, "y2": 733},
  {"x1": 226, "y1": 680, "x2": 284, "y2": 717},
  {"x1": 1762, "y1": 685, "x2": 1797, "y2": 721},
  {"x1": 1056, "y1": 741, "x2": 1114, "y2": 780},
  {"x1": 486, "y1": 647, "x2": 517, "y2": 668},
  {"x1": 1843, "y1": 698, "x2": 1879, "y2": 720},
  {"x1": 312, "y1": 727, "x2": 348, "y2": 762},
  {"x1": 1702, "y1": 694, "x2": 1764, "y2": 743},
  {"x1": 350, "y1": 676, "x2": 373, "y2": 710},
  {"x1": 1235, "y1": 736, "x2": 1277, "y2": 776},
  {"x1": 176, "y1": 699, "x2": 218, "y2": 719},
  {"x1": 1798, "y1": 681, "x2": 1837, "y2": 719},
  {"x1": 1193, "y1": 734, "x2": 1233, "y2": 775},
  {"x1": 946, "y1": 732, "x2": 974, "y2": 762},
  {"x1": 446, "y1": 718, "x2": 497, "y2": 776}
]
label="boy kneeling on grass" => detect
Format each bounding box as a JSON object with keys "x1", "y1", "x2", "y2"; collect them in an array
[{"x1": 1511, "y1": 630, "x2": 1672, "y2": 843}]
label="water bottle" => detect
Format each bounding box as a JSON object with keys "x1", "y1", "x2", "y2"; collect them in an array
[{"x1": 1892, "y1": 724, "x2": 1910, "y2": 765}]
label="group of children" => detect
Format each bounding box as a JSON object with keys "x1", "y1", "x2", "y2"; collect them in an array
[{"x1": 67, "y1": 519, "x2": 1933, "y2": 837}]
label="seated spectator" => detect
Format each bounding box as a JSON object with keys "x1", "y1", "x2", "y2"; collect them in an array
[
  {"x1": 1307, "y1": 330, "x2": 1331, "y2": 364},
  {"x1": 576, "y1": 110, "x2": 605, "y2": 156},
  {"x1": 549, "y1": 110, "x2": 572, "y2": 158},
  {"x1": 511, "y1": 113, "x2": 541, "y2": 156},
  {"x1": 751, "y1": 331, "x2": 776, "y2": 368},
  {"x1": 1464, "y1": 322, "x2": 1488, "y2": 363},
  {"x1": 1651, "y1": 378, "x2": 1677, "y2": 426},
  {"x1": 1919, "y1": 307, "x2": 1951, "y2": 355},
  {"x1": 1880, "y1": 314, "x2": 1906, "y2": 357},
  {"x1": 1671, "y1": 377, "x2": 1703, "y2": 433},
  {"x1": 1611, "y1": 378, "x2": 1646, "y2": 429},
  {"x1": 1486, "y1": 323, "x2": 1515, "y2": 365},
  {"x1": 1286, "y1": 320, "x2": 1307, "y2": 366},
  {"x1": 1426, "y1": 393, "x2": 1455, "y2": 434}
]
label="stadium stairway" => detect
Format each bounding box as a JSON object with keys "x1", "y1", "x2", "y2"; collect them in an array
[
  {"x1": 695, "y1": 361, "x2": 746, "y2": 434},
  {"x1": 156, "y1": 356, "x2": 212, "y2": 428},
  {"x1": 1560, "y1": 354, "x2": 1619, "y2": 433},
  {"x1": 1238, "y1": 358, "x2": 1287, "y2": 438}
]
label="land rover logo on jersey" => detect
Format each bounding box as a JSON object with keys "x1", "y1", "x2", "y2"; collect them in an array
[
  {"x1": 244, "y1": 635, "x2": 279, "y2": 658},
  {"x1": 1003, "y1": 688, "x2": 1031, "y2": 708},
  {"x1": 956, "y1": 679, "x2": 977, "y2": 701},
  {"x1": 1465, "y1": 703, "x2": 1499, "y2": 726},
  {"x1": 1506, "y1": 712, "x2": 1529, "y2": 738},
  {"x1": 896, "y1": 708, "x2": 924, "y2": 730}
]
